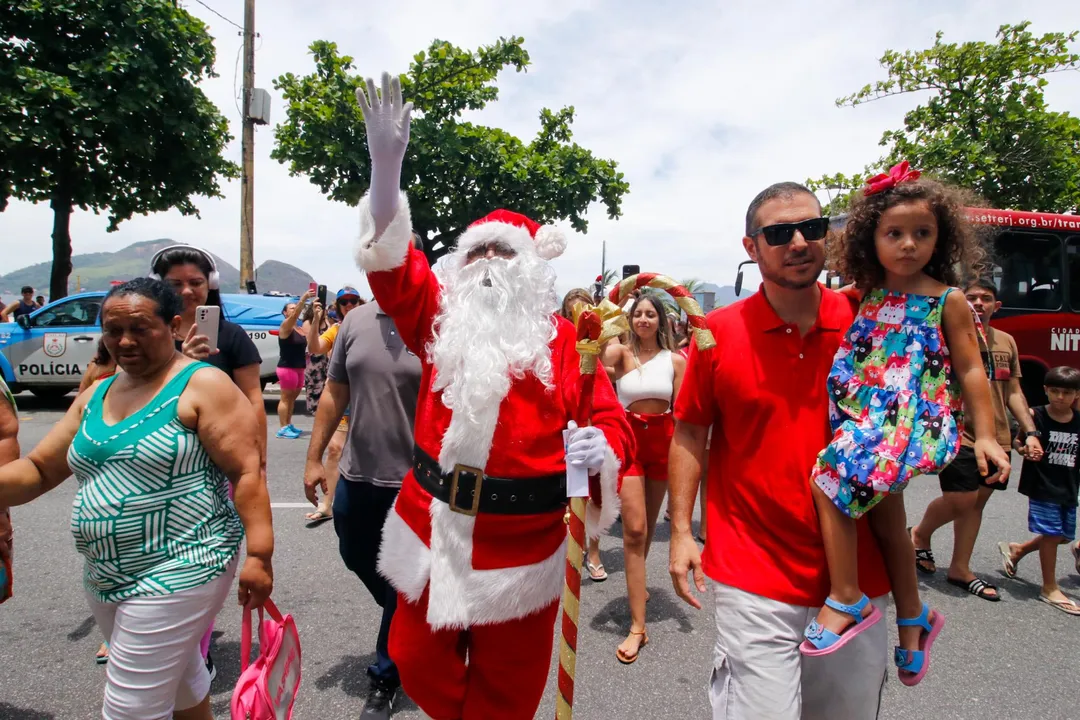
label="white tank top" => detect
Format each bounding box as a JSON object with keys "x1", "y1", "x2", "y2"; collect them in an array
[{"x1": 617, "y1": 349, "x2": 675, "y2": 408}]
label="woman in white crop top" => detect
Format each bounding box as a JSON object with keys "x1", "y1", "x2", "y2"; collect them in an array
[{"x1": 601, "y1": 292, "x2": 685, "y2": 664}]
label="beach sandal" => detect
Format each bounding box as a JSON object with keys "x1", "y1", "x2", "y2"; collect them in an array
[
  {"x1": 1039, "y1": 594, "x2": 1080, "y2": 616},
  {"x1": 909, "y1": 527, "x2": 935, "y2": 574},
  {"x1": 894, "y1": 604, "x2": 945, "y2": 686},
  {"x1": 305, "y1": 509, "x2": 333, "y2": 525},
  {"x1": 586, "y1": 561, "x2": 608, "y2": 582},
  {"x1": 997, "y1": 541, "x2": 1017, "y2": 579},
  {"x1": 947, "y1": 576, "x2": 1000, "y2": 602},
  {"x1": 616, "y1": 629, "x2": 649, "y2": 664},
  {"x1": 800, "y1": 594, "x2": 883, "y2": 656},
  {"x1": 96, "y1": 641, "x2": 109, "y2": 665}
]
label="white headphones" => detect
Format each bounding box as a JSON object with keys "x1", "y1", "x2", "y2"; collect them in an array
[{"x1": 148, "y1": 244, "x2": 221, "y2": 290}]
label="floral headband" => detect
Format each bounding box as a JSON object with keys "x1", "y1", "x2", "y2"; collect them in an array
[{"x1": 864, "y1": 161, "x2": 921, "y2": 196}]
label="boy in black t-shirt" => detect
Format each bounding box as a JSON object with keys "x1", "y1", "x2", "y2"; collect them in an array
[{"x1": 998, "y1": 366, "x2": 1080, "y2": 615}]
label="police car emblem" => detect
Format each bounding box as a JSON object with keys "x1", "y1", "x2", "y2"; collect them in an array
[{"x1": 43, "y1": 333, "x2": 67, "y2": 358}]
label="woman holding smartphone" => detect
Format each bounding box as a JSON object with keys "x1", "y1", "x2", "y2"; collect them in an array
[
  {"x1": 275, "y1": 290, "x2": 315, "y2": 439},
  {"x1": 149, "y1": 245, "x2": 266, "y2": 680}
]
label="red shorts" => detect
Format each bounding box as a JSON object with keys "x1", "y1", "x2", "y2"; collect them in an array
[{"x1": 625, "y1": 411, "x2": 674, "y2": 481}]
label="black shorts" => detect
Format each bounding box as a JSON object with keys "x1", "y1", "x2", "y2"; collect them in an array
[{"x1": 938, "y1": 445, "x2": 1008, "y2": 493}]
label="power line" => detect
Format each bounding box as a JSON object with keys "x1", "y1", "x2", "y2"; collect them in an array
[{"x1": 189, "y1": 0, "x2": 244, "y2": 32}]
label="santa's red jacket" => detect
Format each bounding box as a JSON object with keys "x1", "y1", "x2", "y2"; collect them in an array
[{"x1": 355, "y1": 196, "x2": 634, "y2": 630}]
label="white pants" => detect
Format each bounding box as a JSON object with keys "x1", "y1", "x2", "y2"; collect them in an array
[
  {"x1": 86, "y1": 559, "x2": 237, "y2": 720},
  {"x1": 711, "y1": 582, "x2": 887, "y2": 720}
]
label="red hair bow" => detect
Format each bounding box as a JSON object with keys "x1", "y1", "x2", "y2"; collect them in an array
[{"x1": 864, "y1": 161, "x2": 921, "y2": 196}]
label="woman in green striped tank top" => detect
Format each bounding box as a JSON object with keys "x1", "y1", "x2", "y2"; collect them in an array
[{"x1": 0, "y1": 279, "x2": 274, "y2": 720}]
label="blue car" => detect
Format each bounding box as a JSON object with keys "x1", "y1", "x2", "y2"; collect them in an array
[{"x1": 0, "y1": 291, "x2": 295, "y2": 398}]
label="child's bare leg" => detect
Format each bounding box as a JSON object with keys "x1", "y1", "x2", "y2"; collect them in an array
[
  {"x1": 868, "y1": 493, "x2": 926, "y2": 652},
  {"x1": 811, "y1": 483, "x2": 871, "y2": 634},
  {"x1": 1005, "y1": 537, "x2": 1041, "y2": 566},
  {"x1": 1037, "y1": 534, "x2": 1066, "y2": 599}
]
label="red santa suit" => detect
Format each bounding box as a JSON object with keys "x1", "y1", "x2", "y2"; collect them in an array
[{"x1": 355, "y1": 195, "x2": 633, "y2": 720}]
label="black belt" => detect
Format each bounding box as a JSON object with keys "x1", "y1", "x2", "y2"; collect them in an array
[{"x1": 412, "y1": 446, "x2": 567, "y2": 516}]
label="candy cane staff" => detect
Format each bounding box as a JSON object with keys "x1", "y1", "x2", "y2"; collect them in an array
[{"x1": 350, "y1": 72, "x2": 635, "y2": 720}]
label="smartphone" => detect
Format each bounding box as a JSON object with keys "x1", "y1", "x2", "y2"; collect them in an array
[
  {"x1": 317, "y1": 285, "x2": 328, "y2": 308},
  {"x1": 622, "y1": 264, "x2": 640, "y2": 280},
  {"x1": 195, "y1": 305, "x2": 221, "y2": 353},
  {"x1": 308, "y1": 281, "x2": 317, "y2": 295}
]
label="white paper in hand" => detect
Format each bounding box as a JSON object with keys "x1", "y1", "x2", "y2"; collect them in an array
[{"x1": 563, "y1": 429, "x2": 591, "y2": 498}]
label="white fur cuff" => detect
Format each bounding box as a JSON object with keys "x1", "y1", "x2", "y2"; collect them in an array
[
  {"x1": 354, "y1": 192, "x2": 413, "y2": 273},
  {"x1": 585, "y1": 446, "x2": 621, "y2": 540}
]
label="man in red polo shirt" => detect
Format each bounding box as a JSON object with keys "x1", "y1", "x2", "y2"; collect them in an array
[{"x1": 669, "y1": 182, "x2": 891, "y2": 719}]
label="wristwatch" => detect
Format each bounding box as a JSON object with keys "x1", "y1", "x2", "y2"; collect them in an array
[{"x1": 1024, "y1": 431, "x2": 1042, "y2": 440}]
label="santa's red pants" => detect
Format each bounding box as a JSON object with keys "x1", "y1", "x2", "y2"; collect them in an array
[{"x1": 389, "y1": 589, "x2": 560, "y2": 720}]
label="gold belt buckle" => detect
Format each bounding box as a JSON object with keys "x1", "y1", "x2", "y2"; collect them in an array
[{"x1": 449, "y1": 464, "x2": 484, "y2": 516}]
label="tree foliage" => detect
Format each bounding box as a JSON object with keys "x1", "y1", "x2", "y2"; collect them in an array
[
  {"x1": 272, "y1": 37, "x2": 630, "y2": 263},
  {"x1": 0, "y1": 0, "x2": 238, "y2": 299},
  {"x1": 808, "y1": 22, "x2": 1080, "y2": 215}
]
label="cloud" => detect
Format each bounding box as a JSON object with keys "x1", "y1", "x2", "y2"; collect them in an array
[{"x1": 2, "y1": 0, "x2": 1078, "y2": 300}]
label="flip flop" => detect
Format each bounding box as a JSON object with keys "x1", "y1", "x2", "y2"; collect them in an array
[
  {"x1": 801, "y1": 595, "x2": 883, "y2": 656},
  {"x1": 997, "y1": 542, "x2": 1018, "y2": 579},
  {"x1": 616, "y1": 630, "x2": 648, "y2": 664},
  {"x1": 96, "y1": 642, "x2": 109, "y2": 665},
  {"x1": 305, "y1": 510, "x2": 333, "y2": 525},
  {"x1": 909, "y1": 527, "x2": 935, "y2": 574},
  {"x1": 1039, "y1": 594, "x2": 1080, "y2": 616},
  {"x1": 895, "y1": 605, "x2": 945, "y2": 686},
  {"x1": 947, "y1": 576, "x2": 1000, "y2": 602},
  {"x1": 586, "y1": 561, "x2": 608, "y2": 582}
]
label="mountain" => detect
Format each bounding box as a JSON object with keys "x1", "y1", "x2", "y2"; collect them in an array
[
  {"x1": 698, "y1": 282, "x2": 754, "y2": 309},
  {"x1": 253, "y1": 259, "x2": 315, "y2": 296},
  {"x1": 0, "y1": 240, "x2": 313, "y2": 296}
]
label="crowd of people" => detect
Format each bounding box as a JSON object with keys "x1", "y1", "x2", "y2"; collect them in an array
[{"x1": 0, "y1": 70, "x2": 1079, "y2": 720}]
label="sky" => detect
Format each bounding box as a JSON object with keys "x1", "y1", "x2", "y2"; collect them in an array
[{"x1": 2, "y1": 0, "x2": 1079, "y2": 300}]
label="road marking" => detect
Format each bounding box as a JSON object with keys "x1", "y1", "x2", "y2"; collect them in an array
[{"x1": 270, "y1": 502, "x2": 313, "y2": 509}]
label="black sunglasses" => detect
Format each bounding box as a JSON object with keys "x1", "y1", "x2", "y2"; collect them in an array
[
  {"x1": 338, "y1": 297, "x2": 359, "y2": 307},
  {"x1": 750, "y1": 217, "x2": 830, "y2": 247}
]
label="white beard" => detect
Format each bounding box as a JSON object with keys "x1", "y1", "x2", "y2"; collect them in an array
[{"x1": 428, "y1": 252, "x2": 559, "y2": 471}]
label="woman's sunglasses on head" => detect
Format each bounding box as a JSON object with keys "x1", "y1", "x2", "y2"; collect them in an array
[{"x1": 750, "y1": 217, "x2": 830, "y2": 247}]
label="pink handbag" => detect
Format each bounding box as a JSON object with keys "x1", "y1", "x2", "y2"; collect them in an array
[{"x1": 231, "y1": 598, "x2": 302, "y2": 720}]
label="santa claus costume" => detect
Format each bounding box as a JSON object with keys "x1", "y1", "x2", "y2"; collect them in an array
[{"x1": 352, "y1": 73, "x2": 633, "y2": 719}]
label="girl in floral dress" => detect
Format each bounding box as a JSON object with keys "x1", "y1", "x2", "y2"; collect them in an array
[{"x1": 801, "y1": 163, "x2": 1012, "y2": 686}]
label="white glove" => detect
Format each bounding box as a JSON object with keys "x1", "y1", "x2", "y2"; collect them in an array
[
  {"x1": 355, "y1": 72, "x2": 413, "y2": 233},
  {"x1": 566, "y1": 421, "x2": 609, "y2": 473}
]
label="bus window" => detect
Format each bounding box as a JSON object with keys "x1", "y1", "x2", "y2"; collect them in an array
[
  {"x1": 993, "y1": 232, "x2": 1062, "y2": 311},
  {"x1": 1069, "y1": 238, "x2": 1080, "y2": 312}
]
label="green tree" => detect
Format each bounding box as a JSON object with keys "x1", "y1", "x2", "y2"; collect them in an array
[
  {"x1": 681, "y1": 278, "x2": 703, "y2": 296},
  {"x1": 599, "y1": 268, "x2": 618, "y2": 295},
  {"x1": 808, "y1": 22, "x2": 1080, "y2": 215},
  {"x1": 0, "y1": 0, "x2": 238, "y2": 299},
  {"x1": 272, "y1": 37, "x2": 630, "y2": 263}
]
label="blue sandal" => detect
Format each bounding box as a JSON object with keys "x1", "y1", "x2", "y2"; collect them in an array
[
  {"x1": 894, "y1": 603, "x2": 945, "y2": 686},
  {"x1": 800, "y1": 594, "x2": 883, "y2": 656}
]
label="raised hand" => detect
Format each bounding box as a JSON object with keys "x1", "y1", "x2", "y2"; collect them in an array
[
  {"x1": 355, "y1": 71, "x2": 413, "y2": 233},
  {"x1": 356, "y1": 72, "x2": 413, "y2": 170}
]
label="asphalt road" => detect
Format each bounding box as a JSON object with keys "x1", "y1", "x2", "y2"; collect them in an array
[{"x1": 1, "y1": 393, "x2": 1078, "y2": 719}]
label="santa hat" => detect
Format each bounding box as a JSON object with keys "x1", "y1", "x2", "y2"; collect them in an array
[{"x1": 454, "y1": 209, "x2": 567, "y2": 261}]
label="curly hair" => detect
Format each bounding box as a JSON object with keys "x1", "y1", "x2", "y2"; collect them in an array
[{"x1": 828, "y1": 176, "x2": 986, "y2": 290}]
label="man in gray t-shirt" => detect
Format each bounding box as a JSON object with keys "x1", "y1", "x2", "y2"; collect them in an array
[{"x1": 304, "y1": 301, "x2": 422, "y2": 718}]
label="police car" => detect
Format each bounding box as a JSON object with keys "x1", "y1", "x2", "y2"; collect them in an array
[{"x1": 0, "y1": 291, "x2": 295, "y2": 398}]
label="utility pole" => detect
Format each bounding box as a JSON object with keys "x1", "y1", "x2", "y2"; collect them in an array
[{"x1": 239, "y1": 0, "x2": 255, "y2": 288}]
